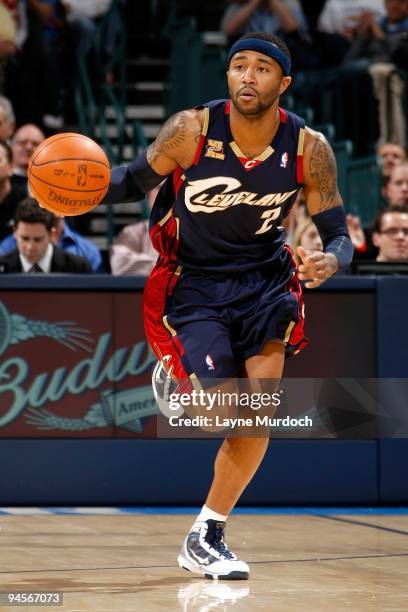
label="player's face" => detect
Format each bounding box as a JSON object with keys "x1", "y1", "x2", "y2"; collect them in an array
[
  {"x1": 12, "y1": 125, "x2": 44, "y2": 170},
  {"x1": 374, "y1": 212, "x2": 408, "y2": 262},
  {"x1": 378, "y1": 143, "x2": 406, "y2": 176},
  {"x1": 0, "y1": 144, "x2": 12, "y2": 183},
  {"x1": 14, "y1": 222, "x2": 52, "y2": 264},
  {"x1": 384, "y1": 165, "x2": 408, "y2": 205},
  {"x1": 227, "y1": 51, "x2": 291, "y2": 116}
]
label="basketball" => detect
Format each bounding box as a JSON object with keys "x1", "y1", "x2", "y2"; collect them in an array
[{"x1": 28, "y1": 133, "x2": 111, "y2": 216}]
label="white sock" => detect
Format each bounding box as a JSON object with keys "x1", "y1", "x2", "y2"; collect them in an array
[{"x1": 196, "y1": 504, "x2": 228, "y2": 523}]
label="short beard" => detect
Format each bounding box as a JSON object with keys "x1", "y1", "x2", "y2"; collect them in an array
[{"x1": 230, "y1": 91, "x2": 279, "y2": 117}]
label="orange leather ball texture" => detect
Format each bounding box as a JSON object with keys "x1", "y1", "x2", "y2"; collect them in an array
[{"x1": 28, "y1": 133, "x2": 111, "y2": 216}]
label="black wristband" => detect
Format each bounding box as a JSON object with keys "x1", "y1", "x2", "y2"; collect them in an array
[
  {"x1": 128, "y1": 150, "x2": 166, "y2": 192},
  {"x1": 312, "y1": 207, "x2": 354, "y2": 269}
]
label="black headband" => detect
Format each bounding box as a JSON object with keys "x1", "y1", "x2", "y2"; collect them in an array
[{"x1": 227, "y1": 38, "x2": 291, "y2": 76}]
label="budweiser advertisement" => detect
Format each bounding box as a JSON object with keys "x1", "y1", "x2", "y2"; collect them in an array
[{"x1": 0, "y1": 293, "x2": 158, "y2": 438}]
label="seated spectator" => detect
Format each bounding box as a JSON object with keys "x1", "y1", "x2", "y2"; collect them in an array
[
  {"x1": 344, "y1": 0, "x2": 408, "y2": 147},
  {"x1": 110, "y1": 219, "x2": 157, "y2": 276},
  {"x1": 0, "y1": 197, "x2": 92, "y2": 272},
  {"x1": 11, "y1": 123, "x2": 44, "y2": 192},
  {"x1": 372, "y1": 205, "x2": 408, "y2": 261},
  {"x1": 383, "y1": 160, "x2": 408, "y2": 205},
  {"x1": 292, "y1": 217, "x2": 323, "y2": 264},
  {"x1": 347, "y1": 161, "x2": 408, "y2": 259},
  {"x1": 0, "y1": 213, "x2": 104, "y2": 271},
  {"x1": 316, "y1": 0, "x2": 384, "y2": 66},
  {"x1": 0, "y1": 139, "x2": 26, "y2": 240},
  {"x1": 377, "y1": 141, "x2": 406, "y2": 179},
  {"x1": 221, "y1": 0, "x2": 319, "y2": 70},
  {"x1": 0, "y1": 95, "x2": 16, "y2": 142},
  {"x1": 54, "y1": 217, "x2": 103, "y2": 271},
  {"x1": 110, "y1": 187, "x2": 159, "y2": 276}
]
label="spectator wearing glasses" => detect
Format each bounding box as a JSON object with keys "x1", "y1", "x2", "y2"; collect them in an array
[
  {"x1": 348, "y1": 160, "x2": 408, "y2": 259},
  {"x1": 372, "y1": 205, "x2": 408, "y2": 261},
  {"x1": 11, "y1": 123, "x2": 45, "y2": 193}
]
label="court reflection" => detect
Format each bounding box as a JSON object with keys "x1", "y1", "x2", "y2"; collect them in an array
[{"x1": 177, "y1": 580, "x2": 250, "y2": 611}]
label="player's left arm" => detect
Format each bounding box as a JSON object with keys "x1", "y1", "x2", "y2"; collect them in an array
[{"x1": 299, "y1": 129, "x2": 353, "y2": 288}]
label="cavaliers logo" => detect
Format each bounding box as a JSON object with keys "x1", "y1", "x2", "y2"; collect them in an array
[{"x1": 77, "y1": 164, "x2": 88, "y2": 186}]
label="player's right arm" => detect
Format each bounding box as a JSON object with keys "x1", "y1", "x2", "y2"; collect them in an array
[
  {"x1": 298, "y1": 129, "x2": 354, "y2": 288},
  {"x1": 103, "y1": 109, "x2": 203, "y2": 204}
]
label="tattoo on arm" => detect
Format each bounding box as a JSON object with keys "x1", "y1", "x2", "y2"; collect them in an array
[
  {"x1": 309, "y1": 137, "x2": 342, "y2": 212},
  {"x1": 147, "y1": 112, "x2": 188, "y2": 165}
]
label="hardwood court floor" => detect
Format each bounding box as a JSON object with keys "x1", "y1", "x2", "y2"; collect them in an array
[{"x1": 0, "y1": 511, "x2": 407, "y2": 611}]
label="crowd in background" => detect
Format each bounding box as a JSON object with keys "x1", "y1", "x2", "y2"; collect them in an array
[
  {"x1": 0, "y1": 98, "x2": 104, "y2": 273},
  {"x1": 0, "y1": 0, "x2": 114, "y2": 129},
  {"x1": 0, "y1": 0, "x2": 407, "y2": 275}
]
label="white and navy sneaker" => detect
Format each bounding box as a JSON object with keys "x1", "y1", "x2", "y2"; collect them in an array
[
  {"x1": 178, "y1": 520, "x2": 249, "y2": 580},
  {"x1": 151, "y1": 359, "x2": 183, "y2": 418}
]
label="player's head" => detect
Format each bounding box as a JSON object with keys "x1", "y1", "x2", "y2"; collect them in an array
[
  {"x1": 373, "y1": 205, "x2": 408, "y2": 262},
  {"x1": 13, "y1": 197, "x2": 57, "y2": 264},
  {"x1": 383, "y1": 161, "x2": 408, "y2": 206},
  {"x1": 0, "y1": 140, "x2": 13, "y2": 185},
  {"x1": 11, "y1": 123, "x2": 44, "y2": 173},
  {"x1": 0, "y1": 95, "x2": 15, "y2": 142},
  {"x1": 226, "y1": 32, "x2": 292, "y2": 116}
]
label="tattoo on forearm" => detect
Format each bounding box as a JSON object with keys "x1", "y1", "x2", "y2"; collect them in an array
[
  {"x1": 309, "y1": 137, "x2": 342, "y2": 212},
  {"x1": 147, "y1": 113, "x2": 188, "y2": 164}
]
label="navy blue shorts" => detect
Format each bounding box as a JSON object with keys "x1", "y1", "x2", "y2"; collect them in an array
[{"x1": 144, "y1": 254, "x2": 307, "y2": 381}]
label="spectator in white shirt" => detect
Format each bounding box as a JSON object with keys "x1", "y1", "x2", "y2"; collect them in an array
[{"x1": 110, "y1": 186, "x2": 160, "y2": 276}]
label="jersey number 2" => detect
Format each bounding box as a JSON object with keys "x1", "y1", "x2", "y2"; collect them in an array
[{"x1": 255, "y1": 207, "x2": 281, "y2": 235}]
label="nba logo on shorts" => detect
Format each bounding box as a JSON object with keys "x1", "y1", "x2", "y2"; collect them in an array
[
  {"x1": 206, "y1": 355, "x2": 215, "y2": 371},
  {"x1": 280, "y1": 152, "x2": 288, "y2": 168},
  {"x1": 77, "y1": 164, "x2": 88, "y2": 186}
]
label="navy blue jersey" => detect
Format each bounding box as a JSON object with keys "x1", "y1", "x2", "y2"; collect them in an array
[{"x1": 150, "y1": 99, "x2": 305, "y2": 272}]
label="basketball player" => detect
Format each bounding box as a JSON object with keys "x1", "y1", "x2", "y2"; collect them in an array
[{"x1": 104, "y1": 32, "x2": 353, "y2": 580}]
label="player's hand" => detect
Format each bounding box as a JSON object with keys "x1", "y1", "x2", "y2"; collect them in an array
[{"x1": 297, "y1": 246, "x2": 339, "y2": 289}]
